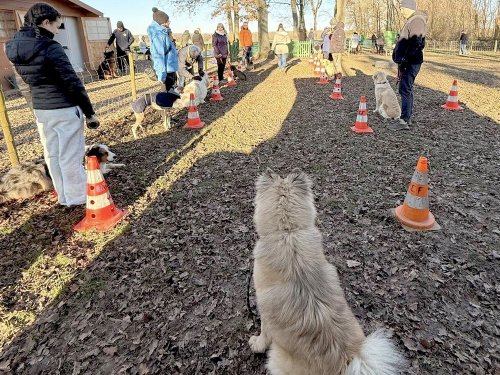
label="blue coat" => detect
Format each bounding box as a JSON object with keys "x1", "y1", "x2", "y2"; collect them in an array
[{"x1": 147, "y1": 22, "x2": 178, "y2": 81}]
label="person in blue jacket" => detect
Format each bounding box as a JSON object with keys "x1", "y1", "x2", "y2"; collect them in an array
[{"x1": 147, "y1": 7, "x2": 179, "y2": 94}]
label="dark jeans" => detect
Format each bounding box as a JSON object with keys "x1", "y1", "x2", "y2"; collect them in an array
[
  {"x1": 116, "y1": 49, "x2": 129, "y2": 73},
  {"x1": 217, "y1": 57, "x2": 227, "y2": 81},
  {"x1": 399, "y1": 63, "x2": 421, "y2": 122}
]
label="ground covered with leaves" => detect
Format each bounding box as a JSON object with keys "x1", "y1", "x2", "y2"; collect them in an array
[{"x1": 0, "y1": 52, "x2": 499, "y2": 374}]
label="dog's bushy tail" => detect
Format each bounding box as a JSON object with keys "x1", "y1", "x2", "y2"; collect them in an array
[{"x1": 345, "y1": 330, "x2": 405, "y2": 375}]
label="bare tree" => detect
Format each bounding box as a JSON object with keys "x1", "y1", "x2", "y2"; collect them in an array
[
  {"x1": 256, "y1": 0, "x2": 270, "y2": 56},
  {"x1": 310, "y1": 0, "x2": 323, "y2": 31},
  {"x1": 291, "y1": 0, "x2": 299, "y2": 38}
]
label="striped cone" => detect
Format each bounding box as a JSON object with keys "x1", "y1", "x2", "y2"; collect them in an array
[
  {"x1": 308, "y1": 53, "x2": 314, "y2": 65},
  {"x1": 394, "y1": 157, "x2": 440, "y2": 230},
  {"x1": 227, "y1": 70, "x2": 236, "y2": 86},
  {"x1": 184, "y1": 93, "x2": 205, "y2": 129},
  {"x1": 314, "y1": 60, "x2": 321, "y2": 76},
  {"x1": 330, "y1": 75, "x2": 344, "y2": 100},
  {"x1": 441, "y1": 80, "x2": 463, "y2": 110},
  {"x1": 351, "y1": 96, "x2": 373, "y2": 134},
  {"x1": 74, "y1": 156, "x2": 127, "y2": 232},
  {"x1": 210, "y1": 77, "x2": 224, "y2": 101},
  {"x1": 318, "y1": 71, "x2": 329, "y2": 84}
]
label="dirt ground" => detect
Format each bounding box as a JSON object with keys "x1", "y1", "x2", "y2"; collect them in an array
[{"x1": 0, "y1": 52, "x2": 499, "y2": 374}]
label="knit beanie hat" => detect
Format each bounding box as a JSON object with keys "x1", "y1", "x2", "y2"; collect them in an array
[
  {"x1": 117, "y1": 21, "x2": 124, "y2": 28},
  {"x1": 400, "y1": 0, "x2": 416, "y2": 10},
  {"x1": 152, "y1": 7, "x2": 169, "y2": 25}
]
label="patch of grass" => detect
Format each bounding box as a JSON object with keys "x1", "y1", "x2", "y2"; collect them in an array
[
  {"x1": 78, "y1": 276, "x2": 105, "y2": 300},
  {"x1": 0, "y1": 308, "x2": 36, "y2": 348},
  {"x1": 21, "y1": 253, "x2": 76, "y2": 300},
  {"x1": 0, "y1": 226, "x2": 14, "y2": 236}
]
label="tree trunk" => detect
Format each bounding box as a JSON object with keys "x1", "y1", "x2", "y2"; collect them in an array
[
  {"x1": 226, "y1": 0, "x2": 234, "y2": 42},
  {"x1": 335, "y1": 0, "x2": 346, "y2": 22},
  {"x1": 495, "y1": 0, "x2": 500, "y2": 39},
  {"x1": 233, "y1": 0, "x2": 240, "y2": 41},
  {"x1": 291, "y1": 0, "x2": 299, "y2": 39},
  {"x1": 298, "y1": 0, "x2": 306, "y2": 40},
  {"x1": 256, "y1": 0, "x2": 270, "y2": 57}
]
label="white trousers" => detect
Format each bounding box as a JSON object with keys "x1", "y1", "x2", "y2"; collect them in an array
[{"x1": 34, "y1": 106, "x2": 86, "y2": 206}]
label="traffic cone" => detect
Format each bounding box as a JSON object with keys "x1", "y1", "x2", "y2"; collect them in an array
[
  {"x1": 314, "y1": 60, "x2": 321, "y2": 76},
  {"x1": 351, "y1": 96, "x2": 373, "y2": 134},
  {"x1": 317, "y1": 64, "x2": 328, "y2": 84},
  {"x1": 227, "y1": 70, "x2": 236, "y2": 86},
  {"x1": 394, "y1": 157, "x2": 440, "y2": 231},
  {"x1": 330, "y1": 74, "x2": 344, "y2": 100},
  {"x1": 210, "y1": 77, "x2": 224, "y2": 101},
  {"x1": 184, "y1": 93, "x2": 205, "y2": 129},
  {"x1": 308, "y1": 53, "x2": 314, "y2": 65},
  {"x1": 74, "y1": 156, "x2": 127, "y2": 232},
  {"x1": 441, "y1": 80, "x2": 463, "y2": 110}
]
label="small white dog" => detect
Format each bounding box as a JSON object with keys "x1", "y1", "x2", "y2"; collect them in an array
[
  {"x1": 131, "y1": 74, "x2": 209, "y2": 139},
  {"x1": 249, "y1": 169, "x2": 405, "y2": 375},
  {"x1": 372, "y1": 71, "x2": 401, "y2": 119}
]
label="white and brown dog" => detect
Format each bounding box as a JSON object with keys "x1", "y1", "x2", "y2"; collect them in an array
[
  {"x1": 131, "y1": 74, "x2": 210, "y2": 139},
  {"x1": 372, "y1": 71, "x2": 401, "y2": 119},
  {"x1": 0, "y1": 144, "x2": 122, "y2": 204}
]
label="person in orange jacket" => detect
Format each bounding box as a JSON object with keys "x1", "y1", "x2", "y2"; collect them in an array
[{"x1": 239, "y1": 21, "x2": 253, "y2": 69}]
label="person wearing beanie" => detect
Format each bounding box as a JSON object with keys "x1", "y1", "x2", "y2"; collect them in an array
[
  {"x1": 390, "y1": 0, "x2": 427, "y2": 130},
  {"x1": 6, "y1": 3, "x2": 99, "y2": 206},
  {"x1": 107, "y1": 21, "x2": 134, "y2": 73},
  {"x1": 271, "y1": 23, "x2": 291, "y2": 71},
  {"x1": 181, "y1": 30, "x2": 191, "y2": 47},
  {"x1": 177, "y1": 44, "x2": 204, "y2": 88},
  {"x1": 239, "y1": 22, "x2": 253, "y2": 69},
  {"x1": 147, "y1": 7, "x2": 179, "y2": 94},
  {"x1": 192, "y1": 28, "x2": 205, "y2": 52},
  {"x1": 212, "y1": 24, "x2": 228, "y2": 82}
]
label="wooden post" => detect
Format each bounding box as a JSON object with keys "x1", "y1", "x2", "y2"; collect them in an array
[
  {"x1": 495, "y1": 40, "x2": 498, "y2": 54},
  {"x1": 0, "y1": 86, "x2": 20, "y2": 167},
  {"x1": 129, "y1": 52, "x2": 137, "y2": 101}
]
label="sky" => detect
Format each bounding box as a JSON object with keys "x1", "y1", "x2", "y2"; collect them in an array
[{"x1": 84, "y1": 0, "x2": 335, "y2": 36}]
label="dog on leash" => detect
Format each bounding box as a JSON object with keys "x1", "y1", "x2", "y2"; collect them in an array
[
  {"x1": 249, "y1": 169, "x2": 405, "y2": 375},
  {"x1": 373, "y1": 71, "x2": 401, "y2": 119},
  {"x1": 97, "y1": 50, "x2": 119, "y2": 80},
  {"x1": 131, "y1": 74, "x2": 209, "y2": 139},
  {"x1": 0, "y1": 144, "x2": 122, "y2": 204},
  {"x1": 229, "y1": 65, "x2": 247, "y2": 81}
]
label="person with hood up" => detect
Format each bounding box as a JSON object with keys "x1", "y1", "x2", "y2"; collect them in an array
[
  {"x1": 6, "y1": 2, "x2": 99, "y2": 206},
  {"x1": 192, "y1": 28, "x2": 205, "y2": 52},
  {"x1": 239, "y1": 22, "x2": 253, "y2": 69},
  {"x1": 177, "y1": 45, "x2": 204, "y2": 88},
  {"x1": 147, "y1": 7, "x2": 179, "y2": 94},
  {"x1": 107, "y1": 21, "x2": 134, "y2": 73},
  {"x1": 212, "y1": 23, "x2": 228, "y2": 82},
  {"x1": 329, "y1": 20, "x2": 345, "y2": 76},
  {"x1": 181, "y1": 30, "x2": 191, "y2": 47},
  {"x1": 271, "y1": 24, "x2": 291, "y2": 71},
  {"x1": 391, "y1": 0, "x2": 427, "y2": 130}
]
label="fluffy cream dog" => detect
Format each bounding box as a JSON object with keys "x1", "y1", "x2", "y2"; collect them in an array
[
  {"x1": 249, "y1": 169, "x2": 404, "y2": 375},
  {"x1": 373, "y1": 71, "x2": 401, "y2": 119}
]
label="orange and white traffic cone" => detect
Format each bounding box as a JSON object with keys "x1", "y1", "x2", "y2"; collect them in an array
[
  {"x1": 351, "y1": 96, "x2": 373, "y2": 134},
  {"x1": 314, "y1": 60, "x2": 321, "y2": 76},
  {"x1": 330, "y1": 74, "x2": 344, "y2": 100},
  {"x1": 227, "y1": 70, "x2": 236, "y2": 86},
  {"x1": 74, "y1": 156, "x2": 127, "y2": 232},
  {"x1": 308, "y1": 53, "x2": 314, "y2": 65},
  {"x1": 441, "y1": 80, "x2": 463, "y2": 110},
  {"x1": 394, "y1": 156, "x2": 440, "y2": 231},
  {"x1": 210, "y1": 77, "x2": 224, "y2": 101},
  {"x1": 317, "y1": 64, "x2": 328, "y2": 84},
  {"x1": 184, "y1": 93, "x2": 205, "y2": 129}
]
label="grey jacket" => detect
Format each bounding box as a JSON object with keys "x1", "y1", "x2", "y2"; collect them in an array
[
  {"x1": 108, "y1": 28, "x2": 134, "y2": 52},
  {"x1": 177, "y1": 45, "x2": 204, "y2": 79}
]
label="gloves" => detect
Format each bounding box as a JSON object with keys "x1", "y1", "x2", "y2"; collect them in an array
[
  {"x1": 86, "y1": 115, "x2": 100, "y2": 129},
  {"x1": 192, "y1": 76, "x2": 202, "y2": 81}
]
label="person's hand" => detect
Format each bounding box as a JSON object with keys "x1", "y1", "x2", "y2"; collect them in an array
[
  {"x1": 218, "y1": 54, "x2": 222, "y2": 58},
  {"x1": 86, "y1": 115, "x2": 100, "y2": 129},
  {"x1": 105, "y1": 45, "x2": 109, "y2": 51}
]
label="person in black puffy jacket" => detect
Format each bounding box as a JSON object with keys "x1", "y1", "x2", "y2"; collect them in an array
[{"x1": 6, "y1": 2, "x2": 99, "y2": 206}]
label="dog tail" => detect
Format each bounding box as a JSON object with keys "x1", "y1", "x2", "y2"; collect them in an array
[{"x1": 345, "y1": 330, "x2": 405, "y2": 375}]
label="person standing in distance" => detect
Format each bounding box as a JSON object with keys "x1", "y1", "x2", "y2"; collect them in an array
[{"x1": 107, "y1": 21, "x2": 134, "y2": 73}]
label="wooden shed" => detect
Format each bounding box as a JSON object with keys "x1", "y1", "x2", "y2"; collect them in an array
[{"x1": 0, "y1": 0, "x2": 112, "y2": 89}]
